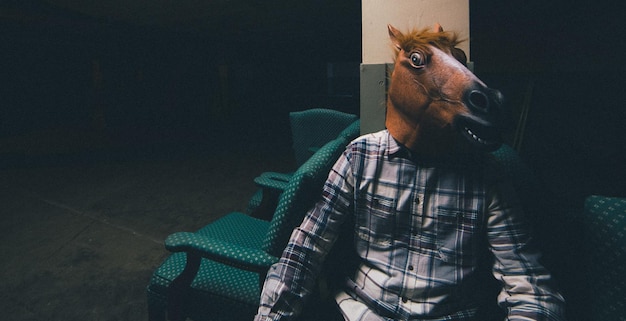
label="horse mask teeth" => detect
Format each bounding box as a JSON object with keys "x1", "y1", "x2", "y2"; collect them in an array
[
  {"x1": 466, "y1": 127, "x2": 488, "y2": 144},
  {"x1": 456, "y1": 116, "x2": 503, "y2": 151}
]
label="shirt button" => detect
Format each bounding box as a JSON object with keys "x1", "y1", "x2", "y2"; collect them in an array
[
  {"x1": 414, "y1": 197, "x2": 420, "y2": 205},
  {"x1": 402, "y1": 297, "x2": 408, "y2": 303},
  {"x1": 408, "y1": 265, "x2": 414, "y2": 271}
]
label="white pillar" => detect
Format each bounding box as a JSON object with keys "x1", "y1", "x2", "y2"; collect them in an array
[{"x1": 360, "y1": 0, "x2": 470, "y2": 134}]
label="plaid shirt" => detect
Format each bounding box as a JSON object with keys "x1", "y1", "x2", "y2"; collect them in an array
[{"x1": 256, "y1": 130, "x2": 565, "y2": 321}]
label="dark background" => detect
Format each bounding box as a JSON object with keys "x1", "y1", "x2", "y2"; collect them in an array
[
  {"x1": 1, "y1": 0, "x2": 624, "y2": 203},
  {"x1": 1, "y1": 1, "x2": 624, "y2": 320},
  {"x1": 471, "y1": 1, "x2": 625, "y2": 200}
]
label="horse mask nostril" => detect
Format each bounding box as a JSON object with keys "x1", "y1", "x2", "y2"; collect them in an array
[
  {"x1": 468, "y1": 90, "x2": 489, "y2": 111},
  {"x1": 492, "y1": 90, "x2": 504, "y2": 106}
]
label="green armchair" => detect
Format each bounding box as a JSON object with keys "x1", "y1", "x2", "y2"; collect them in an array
[
  {"x1": 581, "y1": 195, "x2": 625, "y2": 320},
  {"x1": 146, "y1": 136, "x2": 350, "y2": 321}
]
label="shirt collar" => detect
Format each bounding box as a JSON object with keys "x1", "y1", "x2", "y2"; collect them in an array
[
  {"x1": 385, "y1": 130, "x2": 414, "y2": 160},
  {"x1": 384, "y1": 129, "x2": 487, "y2": 168}
]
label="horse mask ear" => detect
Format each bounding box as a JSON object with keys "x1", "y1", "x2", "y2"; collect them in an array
[
  {"x1": 388, "y1": 24, "x2": 403, "y2": 51},
  {"x1": 434, "y1": 23, "x2": 468, "y2": 66},
  {"x1": 390, "y1": 23, "x2": 467, "y2": 66},
  {"x1": 452, "y1": 48, "x2": 468, "y2": 66},
  {"x1": 433, "y1": 22, "x2": 443, "y2": 33}
]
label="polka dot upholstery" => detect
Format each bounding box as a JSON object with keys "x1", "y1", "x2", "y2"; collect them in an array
[
  {"x1": 165, "y1": 213, "x2": 278, "y2": 271},
  {"x1": 147, "y1": 213, "x2": 269, "y2": 320},
  {"x1": 147, "y1": 136, "x2": 350, "y2": 321},
  {"x1": 583, "y1": 195, "x2": 626, "y2": 320},
  {"x1": 254, "y1": 174, "x2": 291, "y2": 192},
  {"x1": 262, "y1": 137, "x2": 348, "y2": 257},
  {"x1": 337, "y1": 119, "x2": 361, "y2": 140}
]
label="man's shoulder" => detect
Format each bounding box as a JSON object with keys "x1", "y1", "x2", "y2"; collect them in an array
[
  {"x1": 347, "y1": 129, "x2": 389, "y2": 151},
  {"x1": 338, "y1": 130, "x2": 390, "y2": 169}
]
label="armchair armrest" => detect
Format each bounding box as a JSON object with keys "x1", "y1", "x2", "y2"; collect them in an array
[
  {"x1": 165, "y1": 232, "x2": 279, "y2": 273},
  {"x1": 252, "y1": 173, "x2": 293, "y2": 220},
  {"x1": 255, "y1": 173, "x2": 291, "y2": 192}
]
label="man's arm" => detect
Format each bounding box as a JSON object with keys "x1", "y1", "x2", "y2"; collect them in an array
[
  {"x1": 254, "y1": 152, "x2": 354, "y2": 321},
  {"x1": 486, "y1": 178, "x2": 566, "y2": 321}
]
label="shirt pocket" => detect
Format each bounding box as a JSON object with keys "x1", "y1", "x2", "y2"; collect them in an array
[
  {"x1": 355, "y1": 194, "x2": 396, "y2": 251},
  {"x1": 435, "y1": 207, "x2": 480, "y2": 266}
]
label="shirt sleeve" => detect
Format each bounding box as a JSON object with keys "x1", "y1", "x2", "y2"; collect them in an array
[
  {"x1": 486, "y1": 176, "x2": 566, "y2": 321},
  {"x1": 254, "y1": 151, "x2": 354, "y2": 321}
]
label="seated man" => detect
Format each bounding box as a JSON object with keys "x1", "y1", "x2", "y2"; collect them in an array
[{"x1": 254, "y1": 24, "x2": 565, "y2": 321}]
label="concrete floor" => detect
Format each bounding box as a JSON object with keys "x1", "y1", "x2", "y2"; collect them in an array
[{"x1": 0, "y1": 143, "x2": 293, "y2": 321}]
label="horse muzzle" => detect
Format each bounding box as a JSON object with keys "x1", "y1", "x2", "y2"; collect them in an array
[{"x1": 453, "y1": 86, "x2": 505, "y2": 152}]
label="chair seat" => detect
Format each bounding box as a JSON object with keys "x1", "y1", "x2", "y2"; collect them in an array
[
  {"x1": 150, "y1": 252, "x2": 261, "y2": 303},
  {"x1": 194, "y1": 212, "x2": 269, "y2": 247}
]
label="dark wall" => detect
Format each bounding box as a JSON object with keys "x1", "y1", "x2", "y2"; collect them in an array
[
  {"x1": 0, "y1": 1, "x2": 361, "y2": 165},
  {"x1": 471, "y1": 1, "x2": 626, "y2": 201},
  {"x1": 3, "y1": 1, "x2": 624, "y2": 201},
  {"x1": 471, "y1": 4, "x2": 625, "y2": 318}
]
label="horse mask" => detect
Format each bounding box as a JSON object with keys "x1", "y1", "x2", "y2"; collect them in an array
[{"x1": 386, "y1": 24, "x2": 504, "y2": 157}]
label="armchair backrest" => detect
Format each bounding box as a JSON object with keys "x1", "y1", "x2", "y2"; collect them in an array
[
  {"x1": 582, "y1": 195, "x2": 626, "y2": 320},
  {"x1": 490, "y1": 144, "x2": 547, "y2": 227},
  {"x1": 262, "y1": 137, "x2": 348, "y2": 257},
  {"x1": 290, "y1": 108, "x2": 358, "y2": 166},
  {"x1": 338, "y1": 119, "x2": 361, "y2": 141},
  {"x1": 490, "y1": 144, "x2": 536, "y2": 199}
]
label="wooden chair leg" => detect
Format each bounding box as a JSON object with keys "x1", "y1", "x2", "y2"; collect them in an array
[
  {"x1": 167, "y1": 253, "x2": 201, "y2": 321},
  {"x1": 250, "y1": 189, "x2": 280, "y2": 221}
]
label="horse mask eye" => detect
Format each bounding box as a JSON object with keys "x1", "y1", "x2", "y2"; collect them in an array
[{"x1": 410, "y1": 52, "x2": 425, "y2": 68}]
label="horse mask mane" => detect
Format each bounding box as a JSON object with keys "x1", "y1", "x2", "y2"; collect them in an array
[{"x1": 386, "y1": 24, "x2": 504, "y2": 157}]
